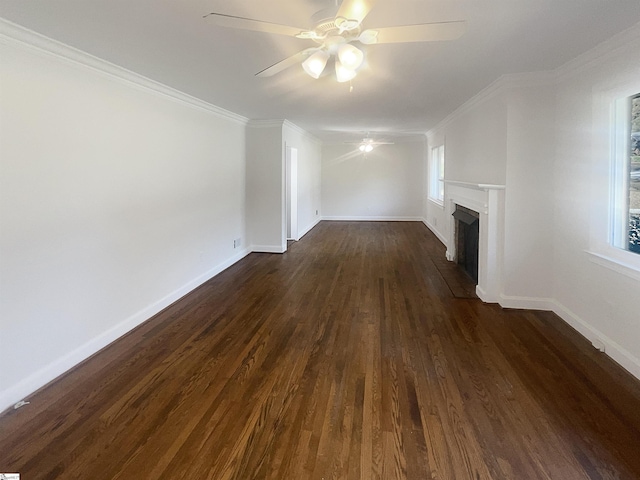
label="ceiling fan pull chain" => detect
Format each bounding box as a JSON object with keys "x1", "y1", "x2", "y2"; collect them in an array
[{"x1": 349, "y1": 79, "x2": 354, "y2": 93}]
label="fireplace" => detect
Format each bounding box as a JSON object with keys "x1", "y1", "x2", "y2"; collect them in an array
[
  {"x1": 444, "y1": 181, "x2": 505, "y2": 303},
  {"x1": 453, "y1": 205, "x2": 480, "y2": 282}
]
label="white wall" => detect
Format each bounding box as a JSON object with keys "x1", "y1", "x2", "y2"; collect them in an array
[
  {"x1": 425, "y1": 91, "x2": 509, "y2": 243},
  {"x1": 321, "y1": 140, "x2": 424, "y2": 220},
  {"x1": 439, "y1": 93, "x2": 508, "y2": 185},
  {"x1": 0, "y1": 32, "x2": 248, "y2": 410},
  {"x1": 552, "y1": 27, "x2": 640, "y2": 377},
  {"x1": 246, "y1": 122, "x2": 285, "y2": 252},
  {"x1": 282, "y1": 121, "x2": 322, "y2": 238},
  {"x1": 425, "y1": 23, "x2": 640, "y2": 379},
  {"x1": 245, "y1": 120, "x2": 321, "y2": 251},
  {"x1": 502, "y1": 84, "x2": 555, "y2": 301}
]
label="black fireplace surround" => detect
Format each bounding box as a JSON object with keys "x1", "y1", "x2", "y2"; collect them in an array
[{"x1": 453, "y1": 205, "x2": 479, "y2": 283}]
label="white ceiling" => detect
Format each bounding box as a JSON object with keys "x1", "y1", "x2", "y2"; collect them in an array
[{"x1": 1, "y1": 1, "x2": 639, "y2": 142}]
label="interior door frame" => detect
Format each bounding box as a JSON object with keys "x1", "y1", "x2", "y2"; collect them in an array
[{"x1": 285, "y1": 145, "x2": 298, "y2": 241}]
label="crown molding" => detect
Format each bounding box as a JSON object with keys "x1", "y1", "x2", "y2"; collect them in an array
[
  {"x1": 555, "y1": 21, "x2": 640, "y2": 81},
  {"x1": 283, "y1": 120, "x2": 323, "y2": 145},
  {"x1": 426, "y1": 78, "x2": 505, "y2": 137},
  {"x1": 0, "y1": 18, "x2": 248, "y2": 125},
  {"x1": 247, "y1": 119, "x2": 285, "y2": 129},
  {"x1": 427, "y1": 71, "x2": 556, "y2": 137},
  {"x1": 247, "y1": 119, "x2": 322, "y2": 145},
  {"x1": 427, "y1": 22, "x2": 640, "y2": 138}
]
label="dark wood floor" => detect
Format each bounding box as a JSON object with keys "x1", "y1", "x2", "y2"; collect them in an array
[{"x1": 2, "y1": 221, "x2": 640, "y2": 479}]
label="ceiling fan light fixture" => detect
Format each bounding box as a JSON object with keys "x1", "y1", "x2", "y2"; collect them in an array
[
  {"x1": 337, "y1": 44, "x2": 364, "y2": 70},
  {"x1": 335, "y1": 59, "x2": 357, "y2": 83},
  {"x1": 358, "y1": 29, "x2": 379, "y2": 45},
  {"x1": 302, "y1": 50, "x2": 330, "y2": 79},
  {"x1": 335, "y1": 16, "x2": 360, "y2": 32}
]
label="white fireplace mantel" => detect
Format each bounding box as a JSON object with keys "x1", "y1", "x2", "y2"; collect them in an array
[{"x1": 445, "y1": 180, "x2": 505, "y2": 303}]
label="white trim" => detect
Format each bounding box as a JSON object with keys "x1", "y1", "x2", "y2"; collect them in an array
[
  {"x1": 247, "y1": 119, "x2": 285, "y2": 129},
  {"x1": 555, "y1": 22, "x2": 640, "y2": 82},
  {"x1": 249, "y1": 119, "x2": 322, "y2": 146},
  {"x1": 251, "y1": 245, "x2": 286, "y2": 253},
  {"x1": 0, "y1": 247, "x2": 252, "y2": 413},
  {"x1": 426, "y1": 24, "x2": 640, "y2": 139},
  {"x1": 427, "y1": 198, "x2": 445, "y2": 209},
  {"x1": 423, "y1": 218, "x2": 447, "y2": 246},
  {"x1": 427, "y1": 72, "x2": 556, "y2": 136},
  {"x1": 481, "y1": 292, "x2": 640, "y2": 382},
  {"x1": 427, "y1": 78, "x2": 505, "y2": 136},
  {"x1": 551, "y1": 300, "x2": 640, "y2": 381},
  {"x1": 429, "y1": 144, "x2": 445, "y2": 204},
  {"x1": 586, "y1": 250, "x2": 640, "y2": 282},
  {"x1": 475, "y1": 285, "x2": 490, "y2": 302},
  {"x1": 298, "y1": 217, "x2": 321, "y2": 240},
  {"x1": 486, "y1": 291, "x2": 640, "y2": 382},
  {"x1": 587, "y1": 73, "x2": 640, "y2": 277},
  {"x1": 446, "y1": 182, "x2": 505, "y2": 303},
  {"x1": 0, "y1": 19, "x2": 248, "y2": 125},
  {"x1": 445, "y1": 180, "x2": 506, "y2": 191},
  {"x1": 283, "y1": 120, "x2": 323, "y2": 145},
  {"x1": 321, "y1": 216, "x2": 424, "y2": 221},
  {"x1": 498, "y1": 294, "x2": 556, "y2": 311}
]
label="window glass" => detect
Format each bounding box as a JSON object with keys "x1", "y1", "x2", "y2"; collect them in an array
[{"x1": 628, "y1": 94, "x2": 639, "y2": 253}]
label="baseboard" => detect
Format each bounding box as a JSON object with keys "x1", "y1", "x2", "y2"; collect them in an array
[
  {"x1": 251, "y1": 245, "x2": 286, "y2": 253},
  {"x1": 498, "y1": 293, "x2": 556, "y2": 311},
  {"x1": 0, "y1": 247, "x2": 252, "y2": 413},
  {"x1": 298, "y1": 218, "x2": 321, "y2": 240},
  {"x1": 322, "y1": 216, "x2": 424, "y2": 221},
  {"x1": 422, "y1": 218, "x2": 448, "y2": 246},
  {"x1": 551, "y1": 300, "x2": 640, "y2": 381},
  {"x1": 487, "y1": 293, "x2": 640, "y2": 382},
  {"x1": 475, "y1": 285, "x2": 499, "y2": 303}
]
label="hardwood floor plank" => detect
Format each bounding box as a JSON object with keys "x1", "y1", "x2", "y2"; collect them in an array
[{"x1": 2, "y1": 221, "x2": 640, "y2": 479}]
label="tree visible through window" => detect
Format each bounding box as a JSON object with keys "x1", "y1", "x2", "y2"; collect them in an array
[{"x1": 629, "y1": 94, "x2": 640, "y2": 253}]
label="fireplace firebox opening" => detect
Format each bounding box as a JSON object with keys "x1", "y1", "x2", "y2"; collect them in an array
[{"x1": 453, "y1": 204, "x2": 480, "y2": 283}]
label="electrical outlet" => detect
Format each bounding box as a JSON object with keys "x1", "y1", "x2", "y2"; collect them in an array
[
  {"x1": 316, "y1": 209, "x2": 319, "y2": 215},
  {"x1": 233, "y1": 238, "x2": 241, "y2": 248},
  {"x1": 14, "y1": 400, "x2": 30, "y2": 409}
]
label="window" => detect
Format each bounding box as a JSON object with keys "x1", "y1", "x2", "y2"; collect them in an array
[
  {"x1": 587, "y1": 85, "x2": 640, "y2": 279},
  {"x1": 612, "y1": 93, "x2": 640, "y2": 256},
  {"x1": 429, "y1": 145, "x2": 445, "y2": 204},
  {"x1": 629, "y1": 94, "x2": 640, "y2": 253}
]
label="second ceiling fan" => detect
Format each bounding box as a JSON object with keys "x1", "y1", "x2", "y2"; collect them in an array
[{"x1": 204, "y1": 0, "x2": 466, "y2": 82}]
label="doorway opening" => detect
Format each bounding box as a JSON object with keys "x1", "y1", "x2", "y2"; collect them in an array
[{"x1": 286, "y1": 146, "x2": 298, "y2": 241}]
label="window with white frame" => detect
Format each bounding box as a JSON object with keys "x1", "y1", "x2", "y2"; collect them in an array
[
  {"x1": 612, "y1": 93, "x2": 640, "y2": 256},
  {"x1": 429, "y1": 145, "x2": 445, "y2": 204}
]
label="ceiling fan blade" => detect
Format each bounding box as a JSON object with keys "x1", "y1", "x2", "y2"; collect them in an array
[
  {"x1": 336, "y1": 0, "x2": 377, "y2": 25},
  {"x1": 203, "y1": 12, "x2": 305, "y2": 37},
  {"x1": 255, "y1": 50, "x2": 311, "y2": 77},
  {"x1": 364, "y1": 20, "x2": 466, "y2": 44}
]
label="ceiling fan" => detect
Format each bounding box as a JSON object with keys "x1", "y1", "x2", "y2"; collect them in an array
[
  {"x1": 204, "y1": 0, "x2": 466, "y2": 82},
  {"x1": 345, "y1": 135, "x2": 395, "y2": 152}
]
